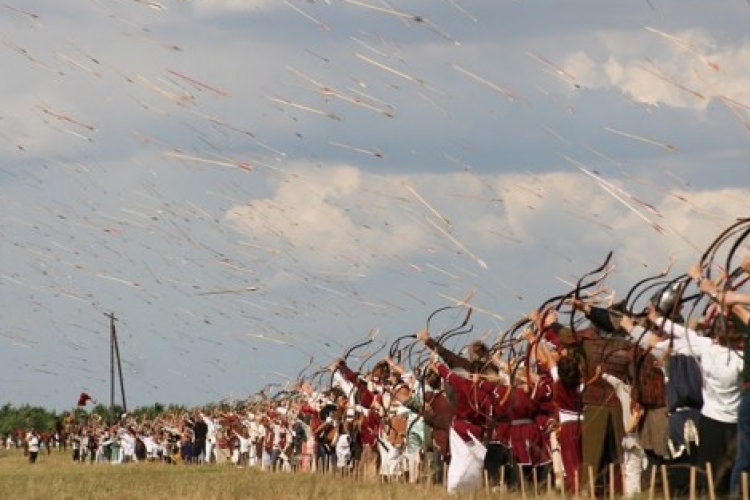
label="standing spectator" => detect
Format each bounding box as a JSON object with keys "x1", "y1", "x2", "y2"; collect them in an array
[
  {"x1": 204, "y1": 412, "x2": 218, "y2": 464},
  {"x1": 180, "y1": 432, "x2": 193, "y2": 464},
  {"x1": 87, "y1": 431, "x2": 98, "y2": 463},
  {"x1": 72, "y1": 430, "x2": 82, "y2": 462},
  {"x1": 192, "y1": 412, "x2": 208, "y2": 464},
  {"x1": 27, "y1": 430, "x2": 40, "y2": 464},
  {"x1": 235, "y1": 428, "x2": 250, "y2": 468}
]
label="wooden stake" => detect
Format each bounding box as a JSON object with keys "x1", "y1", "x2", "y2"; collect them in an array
[
  {"x1": 485, "y1": 469, "x2": 490, "y2": 493},
  {"x1": 689, "y1": 466, "x2": 696, "y2": 500},
  {"x1": 649, "y1": 465, "x2": 657, "y2": 500},
  {"x1": 533, "y1": 466, "x2": 539, "y2": 497},
  {"x1": 588, "y1": 465, "x2": 596, "y2": 499},
  {"x1": 548, "y1": 471, "x2": 553, "y2": 496},
  {"x1": 706, "y1": 462, "x2": 715, "y2": 500},
  {"x1": 661, "y1": 464, "x2": 671, "y2": 500},
  {"x1": 742, "y1": 471, "x2": 748, "y2": 500},
  {"x1": 609, "y1": 463, "x2": 615, "y2": 500}
]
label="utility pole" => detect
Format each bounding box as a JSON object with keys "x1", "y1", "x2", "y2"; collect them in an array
[{"x1": 105, "y1": 313, "x2": 127, "y2": 423}]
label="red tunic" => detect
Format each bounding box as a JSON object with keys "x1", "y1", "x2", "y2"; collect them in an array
[
  {"x1": 507, "y1": 386, "x2": 550, "y2": 466},
  {"x1": 423, "y1": 389, "x2": 454, "y2": 458},
  {"x1": 340, "y1": 365, "x2": 376, "y2": 408},
  {"x1": 552, "y1": 368, "x2": 584, "y2": 494},
  {"x1": 436, "y1": 362, "x2": 491, "y2": 442},
  {"x1": 476, "y1": 378, "x2": 511, "y2": 445}
]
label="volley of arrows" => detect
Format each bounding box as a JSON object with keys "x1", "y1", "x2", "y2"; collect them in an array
[{"x1": 0, "y1": 1, "x2": 748, "y2": 410}]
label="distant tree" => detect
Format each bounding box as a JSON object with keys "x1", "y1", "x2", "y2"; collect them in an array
[
  {"x1": 0, "y1": 400, "x2": 220, "y2": 431},
  {"x1": 0, "y1": 404, "x2": 57, "y2": 435}
]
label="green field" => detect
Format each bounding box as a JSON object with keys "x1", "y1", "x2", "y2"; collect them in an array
[{"x1": 0, "y1": 448, "x2": 527, "y2": 500}]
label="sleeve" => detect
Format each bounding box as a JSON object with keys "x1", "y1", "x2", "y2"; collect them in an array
[
  {"x1": 627, "y1": 325, "x2": 667, "y2": 358},
  {"x1": 587, "y1": 306, "x2": 618, "y2": 333},
  {"x1": 601, "y1": 372, "x2": 622, "y2": 391},
  {"x1": 425, "y1": 338, "x2": 473, "y2": 372},
  {"x1": 333, "y1": 370, "x2": 355, "y2": 397},
  {"x1": 435, "y1": 362, "x2": 471, "y2": 393},
  {"x1": 340, "y1": 364, "x2": 360, "y2": 384},
  {"x1": 656, "y1": 317, "x2": 711, "y2": 353}
]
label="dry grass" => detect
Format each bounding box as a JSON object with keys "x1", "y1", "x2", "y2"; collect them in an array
[{"x1": 0, "y1": 449, "x2": 534, "y2": 500}]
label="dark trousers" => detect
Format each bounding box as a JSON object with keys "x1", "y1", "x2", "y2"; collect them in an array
[
  {"x1": 192, "y1": 439, "x2": 206, "y2": 462},
  {"x1": 694, "y1": 414, "x2": 737, "y2": 497},
  {"x1": 731, "y1": 391, "x2": 750, "y2": 496},
  {"x1": 484, "y1": 443, "x2": 517, "y2": 488}
]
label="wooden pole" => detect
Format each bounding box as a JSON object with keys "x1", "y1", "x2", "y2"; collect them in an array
[
  {"x1": 609, "y1": 463, "x2": 615, "y2": 500},
  {"x1": 533, "y1": 466, "x2": 539, "y2": 497},
  {"x1": 106, "y1": 312, "x2": 116, "y2": 424},
  {"x1": 689, "y1": 466, "x2": 696, "y2": 500},
  {"x1": 588, "y1": 465, "x2": 596, "y2": 499},
  {"x1": 112, "y1": 315, "x2": 127, "y2": 414},
  {"x1": 648, "y1": 465, "x2": 657, "y2": 500},
  {"x1": 706, "y1": 462, "x2": 716, "y2": 500},
  {"x1": 742, "y1": 471, "x2": 748, "y2": 500},
  {"x1": 661, "y1": 464, "x2": 671, "y2": 500}
]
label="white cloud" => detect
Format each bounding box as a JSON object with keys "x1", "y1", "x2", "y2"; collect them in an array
[
  {"x1": 224, "y1": 164, "x2": 432, "y2": 273},
  {"x1": 564, "y1": 29, "x2": 750, "y2": 110},
  {"x1": 191, "y1": 0, "x2": 282, "y2": 14},
  {"x1": 224, "y1": 165, "x2": 750, "y2": 296}
]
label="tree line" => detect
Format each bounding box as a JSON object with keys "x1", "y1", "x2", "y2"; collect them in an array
[{"x1": 0, "y1": 402, "x2": 190, "y2": 437}]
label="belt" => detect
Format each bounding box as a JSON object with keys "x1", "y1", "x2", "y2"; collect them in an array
[{"x1": 511, "y1": 419, "x2": 533, "y2": 425}]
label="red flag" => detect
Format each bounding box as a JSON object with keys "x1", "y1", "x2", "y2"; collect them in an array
[{"x1": 77, "y1": 392, "x2": 95, "y2": 406}]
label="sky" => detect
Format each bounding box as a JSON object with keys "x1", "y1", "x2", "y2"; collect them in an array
[{"x1": 1, "y1": 0, "x2": 749, "y2": 411}]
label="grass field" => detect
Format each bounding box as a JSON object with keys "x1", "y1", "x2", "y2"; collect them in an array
[{"x1": 0, "y1": 448, "x2": 525, "y2": 500}]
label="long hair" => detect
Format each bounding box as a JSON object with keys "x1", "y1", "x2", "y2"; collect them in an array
[
  {"x1": 710, "y1": 315, "x2": 743, "y2": 350},
  {"x1": 557, "y1": 355, "x2": 582, "y2": 391}
]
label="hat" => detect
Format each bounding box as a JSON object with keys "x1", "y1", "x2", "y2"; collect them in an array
[{"x1": 650, "y1": 281, "x2": 686, "y2": 318}]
